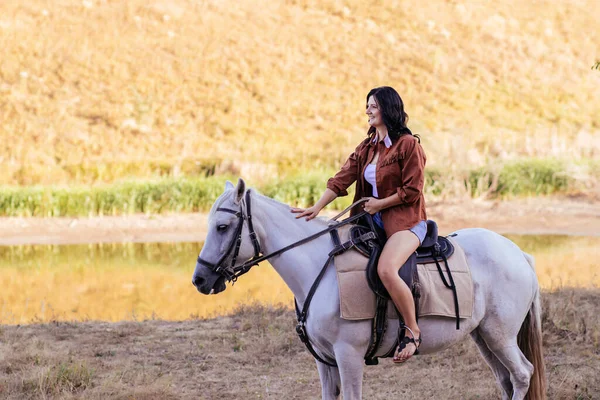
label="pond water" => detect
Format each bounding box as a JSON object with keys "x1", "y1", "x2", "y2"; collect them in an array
[{"x1": 0, "y1": 235, "x2": 598, "y2": 324}]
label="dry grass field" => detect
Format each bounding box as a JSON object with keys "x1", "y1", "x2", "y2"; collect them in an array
[
  {"x1": 1, "y1": 0, "x2": 599, "y2": 185},
  {"x1": 0, "y1": 289, "x2": 598, "y2": 399}
]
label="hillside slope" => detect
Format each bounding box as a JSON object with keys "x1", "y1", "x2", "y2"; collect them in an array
[{"x1": 1, "y1": 0, "x2": 599, "y2": 184}]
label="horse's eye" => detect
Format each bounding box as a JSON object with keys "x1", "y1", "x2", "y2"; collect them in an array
[{"x1": 217, "y1": 224, "x2": 228, "y2": 232}]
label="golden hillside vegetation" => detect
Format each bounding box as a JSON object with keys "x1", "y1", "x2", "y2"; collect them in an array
[{"x1": 0, "y1": 0, "x2": 599, "y2": 185}]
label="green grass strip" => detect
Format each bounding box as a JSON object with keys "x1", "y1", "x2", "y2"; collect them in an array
[
  {"x1": 0, "y1": 177, "x2": 228, "y2": 217},
  {"x1": 0, "y1": 158, "x2": 588, "y2": 217}
]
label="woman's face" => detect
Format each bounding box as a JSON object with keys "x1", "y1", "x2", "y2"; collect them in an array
[{"x1": 366, "y1": 96, "x2": 383, "y2": 128}]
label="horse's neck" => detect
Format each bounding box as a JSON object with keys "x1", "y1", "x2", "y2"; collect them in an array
[{"x1": 252, "y1": 195, "x2": 333, "y2": 303}]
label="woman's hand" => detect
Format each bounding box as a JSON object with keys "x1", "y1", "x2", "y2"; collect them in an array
[
  {"x1": 363, "y1": 197, "x2": 383, "y2": 215},
  {"x1": 291, "y1": 205, "x2": 323, "y2": 221},
  {"x1": 290, "y1": 189, "x2": 337, "y2": 221}
]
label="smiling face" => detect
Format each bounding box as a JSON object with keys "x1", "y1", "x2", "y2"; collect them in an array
[{"x1": 366, "y1": 95, "x2": 384, "y2": 128}]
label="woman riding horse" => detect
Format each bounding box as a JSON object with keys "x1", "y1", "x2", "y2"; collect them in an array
[{"x1": 292, "y1": 86, "x2": 427, "y2": 363}]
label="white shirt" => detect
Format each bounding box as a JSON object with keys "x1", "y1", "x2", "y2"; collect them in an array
[
  {"x1": 363, "y1": 134, "x2": 392, "y2": 198},
  {"x1": 364, "y1": 164, "x2": 378, "y2": 197}
]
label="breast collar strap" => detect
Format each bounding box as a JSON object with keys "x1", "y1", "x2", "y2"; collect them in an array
[{"x1": 198, "y1": 193, "x2": 373, "y2": 368}]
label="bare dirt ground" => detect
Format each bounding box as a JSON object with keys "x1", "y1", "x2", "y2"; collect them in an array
[
  {"x1": 0, "y1": 290, "x2": 599, "y2": 399},
  {"x1": 0, "y1": 196, "x2": 599, "y2": 245}
]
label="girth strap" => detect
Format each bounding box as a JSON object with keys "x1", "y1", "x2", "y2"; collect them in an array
[
  {"x1": 294, "y1": 220, "x2": 392, "y2": 367},
  {"x1": 293, "y1": 225, "x2": 379, "y2": 368},
  {"x1": 295, "y1": 251, "x2": 337, "y2": 367},
  {"x1": 364, "y1": 291, "x2": 388, "y2": 365}
]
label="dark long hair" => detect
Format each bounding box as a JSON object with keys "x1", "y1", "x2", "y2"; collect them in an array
[{"x1": 366, "y1": 86, "x2": 416, "y2": 142}]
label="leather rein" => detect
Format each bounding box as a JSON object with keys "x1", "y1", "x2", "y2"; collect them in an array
[
  {"x1": 197, "y1": 191, "x2": 371, "y2": 367},
  {"x1": 197, "y1": 190, "x2": 366, "y2": 284}
]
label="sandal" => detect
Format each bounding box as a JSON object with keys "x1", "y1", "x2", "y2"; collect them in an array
[{"x1": 393, "y1": 325, "x2": 421, "y2": 364}]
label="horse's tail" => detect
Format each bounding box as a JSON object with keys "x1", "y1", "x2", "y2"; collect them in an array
[{"x1": 519, "y1": 252, "x2": 547, "y2": 400}]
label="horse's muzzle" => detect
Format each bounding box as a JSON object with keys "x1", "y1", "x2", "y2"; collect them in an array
[
  {"x1": 192, "y1": 275, "x2": 207, "y2": 291},
  {"x1": 192, "y1": 270, "x2": 226, "y2": 295}
]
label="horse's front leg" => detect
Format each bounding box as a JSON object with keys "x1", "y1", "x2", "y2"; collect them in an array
[
  {"x1": 333, "y1": 342, "x2": 366, "y2": 400},
  {"x1": 316, "y1": 362, "x2": 341, "y2": 400}
]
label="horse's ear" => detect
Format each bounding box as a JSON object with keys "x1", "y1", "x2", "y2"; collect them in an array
[
  {"x1": 225, "y1": 180, "x2": 234, "y2": 191},
  {"x1": 234, "y1": 178, "x2": 246, "y2": 204}
]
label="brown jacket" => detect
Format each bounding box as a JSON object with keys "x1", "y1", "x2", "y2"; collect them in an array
[{"x1": 327, "y1": 132, "x2": 427, "y2": 237}]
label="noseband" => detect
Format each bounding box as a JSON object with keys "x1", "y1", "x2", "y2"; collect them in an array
[{"x1": 196, "y1": 190, "x2": 261, "y2": 282}]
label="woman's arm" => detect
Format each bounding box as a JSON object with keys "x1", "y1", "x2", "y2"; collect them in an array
[
  {"x1": 363, "y1": 192, "x2": 402, "y2": 214},
  {"x1": 396, "y1": 138, "x2": 426, "y2": 205},
  {"x1": 326, "y1": 147, "x2": 361, "y2": 197},
  {"x1": 292, "y1": 141, "x2": 366, "y2": 220},
  {"x1": 291, "y1": 188, "x2": 338, "y2": 220}
]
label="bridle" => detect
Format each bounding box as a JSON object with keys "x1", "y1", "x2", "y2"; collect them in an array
[
  {"x1": 196, "y1": 191, "x2": 374, "y2": 367},
  {"x1": 196, "y1": 190, "x2": 261, "y2": 282},
  {"x1": 197, "y1": 191, "x2": 369, "y2": 284}
]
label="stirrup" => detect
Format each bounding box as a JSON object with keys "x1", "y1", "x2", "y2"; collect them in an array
[{"x1": 396, "y1": 324, "x2": 421, "y2": 357}]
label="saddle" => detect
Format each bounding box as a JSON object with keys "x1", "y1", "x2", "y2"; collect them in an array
[
  {"x1": 330, "y1": 215, "x2": 462, "y2": 365},
  {"x1": 359, "y1": 219, "x2": 455, "y2": 300},
  {"x1": 292, "y1": 207, "x2": 471, "y2": 369}
]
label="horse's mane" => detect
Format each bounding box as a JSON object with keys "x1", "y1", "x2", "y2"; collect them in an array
[
  {"x1": 251, "y1": 189, "x2": 331, "y2": 227},
  {"x1": 210, "y1": 187, "x2": 329, "y2": 227}
]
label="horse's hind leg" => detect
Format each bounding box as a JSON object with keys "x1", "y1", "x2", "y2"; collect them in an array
[
  {"x1": 489, "y1": 344, "x2": 534, "y2": 400},
  {"x1": 478, "y1": 327, "x2": 534, "y2": 400},
  {"x1": 471, "y1": 329, "x2": 512, "y2": 400},
  {"x1": 316, "y1": 362, "x2": 341, "y2": 400}
]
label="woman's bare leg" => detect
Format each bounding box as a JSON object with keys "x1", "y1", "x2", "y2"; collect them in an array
[{"x1": 377, "y1": 230, "x2": 421, "y2": 362}]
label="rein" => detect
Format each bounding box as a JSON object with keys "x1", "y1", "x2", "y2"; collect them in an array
[
  {"x1": 197, "y1": 192, "x2": 368, "y2": 283},
  {"x1": 197, "y1": 192, "x2": 370, "y2": 366}
]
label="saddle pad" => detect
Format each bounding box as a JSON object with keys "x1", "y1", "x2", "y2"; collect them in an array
[
  {"x1": 334, "y1": 227, "x2": 473, "y2": 321},
  {"x1": 334, "y1": 225, "x2": 397, "y2": 320},
  {"x1": 416, "y1": 237, "x2": 473, "y2": 319}
]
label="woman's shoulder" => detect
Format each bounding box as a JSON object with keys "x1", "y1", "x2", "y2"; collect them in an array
[
  {"x1": 394, "y1": 133, "x2": 425, "y2": 157},
  {"x1": 394, "y1": 132, "x2": 420, "y2": 147}
]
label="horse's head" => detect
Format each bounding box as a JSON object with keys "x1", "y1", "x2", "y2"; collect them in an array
[{"x1": 192, "y1": 178, "x2": 261, "y2": 295}]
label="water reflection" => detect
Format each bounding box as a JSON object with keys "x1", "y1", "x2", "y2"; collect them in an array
[
  {"x1": 0, "y1": 242, "x2": 291, "y2": 324},
  {"x1": 505, "y1": 235, "x2": 600, "y2": 290},
  {"x1": 0, "y1": 235, "x2": 598, "y2": 324}
]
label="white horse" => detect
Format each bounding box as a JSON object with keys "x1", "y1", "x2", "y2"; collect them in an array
[{"x1": 192, "y1": 179, "x2": 546, "y2": 400}]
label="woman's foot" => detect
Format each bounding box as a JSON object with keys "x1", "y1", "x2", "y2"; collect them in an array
[{"x1": 393, "y1": 326, "x2": 421, "y2": 363}]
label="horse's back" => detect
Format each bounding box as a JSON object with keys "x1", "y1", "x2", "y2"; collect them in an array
[
  {"x1": 450, "y1": 227, "x2": 539, "y2": 313},
  {"x1": 451, "y1": 227, "x2": 536, "y2": 276},
  {"x1": 416, "y1": 227, "x2": 538, "y2": 353}
]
